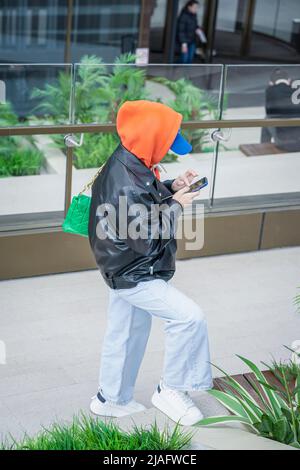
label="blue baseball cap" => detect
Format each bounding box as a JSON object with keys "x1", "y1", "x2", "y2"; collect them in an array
[{"x1": 170, "y1": 130, "x2": 192, "y2": 155}]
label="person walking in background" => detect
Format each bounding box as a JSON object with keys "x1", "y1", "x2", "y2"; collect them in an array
[{"x1": 177, "y1": 0, "x2": 206, "y2": 64}]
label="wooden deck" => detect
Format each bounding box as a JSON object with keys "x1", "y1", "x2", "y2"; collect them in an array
[{"x1": 213, "y1": 370, "x2": 292, "y2": 409}]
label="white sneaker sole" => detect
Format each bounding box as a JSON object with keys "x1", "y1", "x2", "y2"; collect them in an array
[
  {"x1": 90, "y1": 399, "x2": 146, "y2": 418},
  {"x1": 151, "y1": 391, "x2": 203, "y2": 426}
]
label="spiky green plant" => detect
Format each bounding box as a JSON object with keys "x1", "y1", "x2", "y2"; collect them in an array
[
  {"x1": 1, "y1": 414, "x2": 193, "y2": 451},
  {"x1": 197, "y1": 355, "x2": 300, "y2": 449},
  {"x1": 270, "y1": 345, "x2": 300, "y2": 383},
  {"x1": 271, "y1": 359, "x2": 300, "y2": 383}
]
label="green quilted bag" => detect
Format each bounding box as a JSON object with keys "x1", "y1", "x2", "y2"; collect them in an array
[{"x1": 62, "y1": 165, "x2": 104, "y2": 238}]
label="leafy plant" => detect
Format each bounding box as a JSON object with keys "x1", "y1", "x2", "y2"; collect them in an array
[
  {"x1": 30, "y1": 54, "x2": 221, "y2": 168},
  {"x1": 197, "y1": 355, "x2": 300, "y2": 449},
  {"x1": 271, "y1": 359, "x2": 300, "y2": 383},
  {"x1": 30, "y1": 53, "x2": 151, "y2": 169},
  {"x1": 0, "y1": 101, "x2": 19, "y2": 127},
  {"x1": 30, "y1": 67, "x2": 73, "y2": 124},
  {"x1": 0, "y1": 102, "x2": 44, "y2": 177},
  {"x1": 30, "y1": 53, "x2": 148, "y2": 126},
  {"x1": 2, "y1": 414, "x2": 193, "y2": 451},
  {"x1": 0, "y1": 147, "x2": 43, "y2": 177},
  {"x1": 153, "y1": 76, "x2": 219, "y2": 153},
  {"x1": 91, "y1": 53, "x2": 149, "y2": 124},
  {"x1": 73, "y1": 132, "x2": 119, "y2": 169}
]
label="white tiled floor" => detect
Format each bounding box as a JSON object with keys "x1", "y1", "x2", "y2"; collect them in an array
[{"x1": 0, "y1": 247, "x2": 300, "y2": 440}]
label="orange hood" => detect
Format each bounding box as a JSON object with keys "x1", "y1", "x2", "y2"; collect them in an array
[{"x1": 116, "y1": 100, "x2": 182, "y2": 173}]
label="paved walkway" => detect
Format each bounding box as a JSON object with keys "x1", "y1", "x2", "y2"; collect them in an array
[{"x1": 0, "y1": 247, "x2": 300, "y2": 441}]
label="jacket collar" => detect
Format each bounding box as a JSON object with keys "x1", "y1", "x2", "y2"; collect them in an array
[{"x1": 114, "y1": 144, "x2": 156, "y2": 187}]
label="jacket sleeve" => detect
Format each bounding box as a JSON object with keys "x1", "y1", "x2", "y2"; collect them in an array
[
  {"x1": 162, "y1": 179, "x2": 175, "y2": 193},
  {"x1": 117, "y1": 187, "x2": 183, "y2": 257},
  {"x1": 177, "y1": 14, "x2": 188, "y2": 44}
]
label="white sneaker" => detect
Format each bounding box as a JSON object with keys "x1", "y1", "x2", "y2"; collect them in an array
[
  {"x1": 151, "y1": 381, "x2": 203, "y2": 426},
  {"x1": 90, "y1": 391, "x2": 146, "y2": 418}
]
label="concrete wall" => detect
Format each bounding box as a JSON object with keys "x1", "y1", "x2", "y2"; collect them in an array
[{"x1": 1, "y1": 208, "x2": 300, "y2": 280}]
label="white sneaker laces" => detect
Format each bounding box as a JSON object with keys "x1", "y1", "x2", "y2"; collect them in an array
[{"x1": 166, "y1": 388, "x2": 195, "y2": 410}]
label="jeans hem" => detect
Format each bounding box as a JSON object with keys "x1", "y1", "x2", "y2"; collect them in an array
[
  {"x1": 161, "y1": 380, "x2": 213, "y2": 392},
  {"x1": 98, "y1": 389, "x2": 133, "y2": 406}
]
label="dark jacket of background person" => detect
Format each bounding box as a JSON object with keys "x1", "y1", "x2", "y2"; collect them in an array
[
  {"x1": 262, "y1": 81, "x2": 300, "y2": 151},
  {"x1": 88, "y1": 101, "x2": 183, "y2": 290},
  {"x1": 176, "y1": 10, "x2": 199, "y2": 45},
  {"x1": 266, "y1": 82, "x2": 299, "y2": 118}
]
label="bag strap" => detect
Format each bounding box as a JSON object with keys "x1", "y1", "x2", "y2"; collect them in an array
[{"x1": 79, "y1": 164, "x2": 105, "y2": 196}]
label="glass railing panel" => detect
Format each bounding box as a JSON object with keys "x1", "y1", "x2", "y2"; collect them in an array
[
  {"x1": 222, "y1": 64, "x2": 300, "y2": 120},
  {"x1": 0, "y1": 132, "x2": 66, "y2": 232},
  {"x1": 72, "y1": 62, "x2": 224, "y2": 208},
  {"x1": 212, "y1": 64, "x2": 300, "y2": 210},
  {"x1": 0, "y1": 64, "x2": 72, "y2": 126},
  {"x1": 0, "y1": 64, "x2": 72, "y2": 231}
]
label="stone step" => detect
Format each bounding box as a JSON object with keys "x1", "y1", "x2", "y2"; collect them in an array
[
  {"x1": 115, "y1": 407, "x2": 294, "y2": 451},
  {"x1": 108, "y1": 392, "x2": 295, "y2": 451}
]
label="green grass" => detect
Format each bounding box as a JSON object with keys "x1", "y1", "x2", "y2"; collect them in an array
[{"x1": 1, "y1": 414, "x2": 193, "y2": 451}]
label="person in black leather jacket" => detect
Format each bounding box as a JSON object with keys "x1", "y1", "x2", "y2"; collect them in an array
[{"x1": 88, "y1": 100, "x2": 212, "y2": 425}]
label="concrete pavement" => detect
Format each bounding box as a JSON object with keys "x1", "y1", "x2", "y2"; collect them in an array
[{"x1": 0, "y1": 246, "x2": 300, "y2": 441}]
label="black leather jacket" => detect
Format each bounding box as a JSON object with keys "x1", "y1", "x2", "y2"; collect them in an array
[
  {"x1": 88, "y1": 144, "x2": 183, "y2": 289},
  {"x1": 177, "y1": 10, "x2": 199, "y2": 45}
]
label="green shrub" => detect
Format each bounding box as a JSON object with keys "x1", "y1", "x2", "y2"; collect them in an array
[
  {"x1": 73, "y1": 133, "x2": 119, "y2": 169},
  {"x1": 153, "y1": 77, "x2": 219, "y2": 153},
  {"x1": 0, "y1": 102, "x2": 44, "y2": 177},
  {"x1": 2, "y1": 414, "x2": 193, "y2": 451},
  {"x1": 30, "y1": 54, "x2": 221, "y2": 168},
  {"x1": 0, "y1": 147, "x2": 44, "y2": 177},
  {"x1": 0, "y1": 101, "x2": 18, "y2": 127},
  {"x1": 30, "y1": 66, "x2": 73, "y2": 124},
  {"x1": 30, "y1": 53, "x2": 148, "y2": 126},
  {"x1": 197, "y1": 354, "x2": 300, "y2": 449}
]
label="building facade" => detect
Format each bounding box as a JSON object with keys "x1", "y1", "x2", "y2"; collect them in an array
[{"x1": 0, "y1": 0, "x2": 299, "y2": 65}]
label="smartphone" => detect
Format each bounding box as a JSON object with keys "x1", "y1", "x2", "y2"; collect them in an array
[
  {"x1": 161, "y1": 177, "x2": 208, "y2": 201},
  {"x1": 188, "y1": 177, "x2": 208, "y2": 192}
]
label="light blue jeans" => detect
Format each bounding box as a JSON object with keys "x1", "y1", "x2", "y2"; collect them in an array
[{"x1": 98, "y1": 279, "x2": 212, "y2": 404}]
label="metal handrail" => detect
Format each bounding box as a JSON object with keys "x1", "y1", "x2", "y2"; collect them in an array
[
  {"x1": 1, "y1": 117, "x2": 300, "y2": 136},
  {"x1": 1, "y1": 117, "x2": 300, "y2": 218}
]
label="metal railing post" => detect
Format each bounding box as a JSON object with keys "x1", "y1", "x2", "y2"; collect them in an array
[{"x1": 64, "y1": 145, "x2": 73, "y2": 216}]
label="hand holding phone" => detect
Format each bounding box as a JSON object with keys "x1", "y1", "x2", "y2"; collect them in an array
[
  {"x1": 162, "y1": 176, "x2": 208, "y2": 202},
  {"x1": 188, "y1": 177, "x2": 208, "y2": 192},
  {"x1": 172, "y1": 177, "x2": 208, "y2": 207}
]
